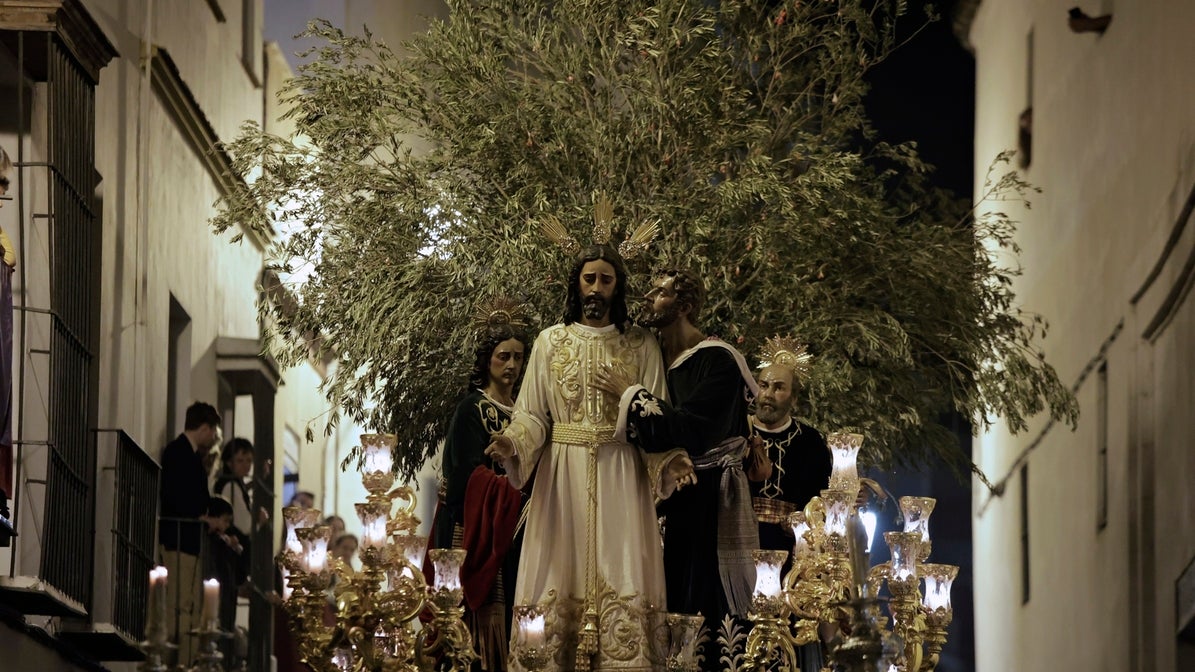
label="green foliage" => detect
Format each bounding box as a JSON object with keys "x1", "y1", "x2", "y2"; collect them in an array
[{"x1": 212, "y1": 0, "x2": 1077, "y2": 480}]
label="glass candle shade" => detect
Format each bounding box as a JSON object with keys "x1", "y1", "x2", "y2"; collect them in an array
[
  {"x1": 820, "y1": 488, "x2": 854, "y2": 537},
  {"x1": 393, "y1": 534, "x2": 428, "y2": 576},
  {"x1": 827, "y1": 432, "x2": 864, "y2": 493},
  {"x1": 884, "y1": 531, "x2": 922, "y2": 582},
  {"x1": 515, "y1": 605, "x2": 548, "y2": 648},
  {"x1": 297, "y1": 525, "x2": 332, "y2": 574},
  {"x1": 355, "y1": 501, "x2": 390, "y2": 549},
  {"x1": 752, "y1": 549, "x2": 787, "y2": 599},
  {"x1": 789, "y1": 512, "x2": 811, "y2": 562},
  {"x1": 667, "y1": 613, "x2": 706, "y2": 665},
  {"x1": 360, "y1": 434, "x2": 396, "y2": 475},
  {"x1": 429, "y1": 548, "x2": 466, "y2": 593},
  {"x1": 921, "y1": 563, "x2": 959, "y2": 611},
  {"x1": 899, "y1": 496, "x2": 936, "y2": 543},
  {"x1": 283, "y1": 506, "x2": 321, "y2": 558}
]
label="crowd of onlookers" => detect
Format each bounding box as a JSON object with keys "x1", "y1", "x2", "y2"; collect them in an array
[{"x1": 158, "y1": 401, "x2": 358, "y2": 670}]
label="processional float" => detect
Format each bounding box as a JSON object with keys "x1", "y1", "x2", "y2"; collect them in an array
[{"x1": 139, "y1": 432, "x2": 955, "y2": 672}]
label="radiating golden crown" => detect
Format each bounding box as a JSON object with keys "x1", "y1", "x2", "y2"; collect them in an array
[
  {"x1": 538, "y1": 191, "x2": 661, "y2": 260},
  {"x1": 758, "y1": 335, "x2": 813, "y2": 384},
  {"x1": 469, "y1": 295, "x2": 530, "y2": 335}
]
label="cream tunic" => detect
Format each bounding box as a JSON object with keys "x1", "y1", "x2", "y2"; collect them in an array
[{"x1": 501, "y1": 323, "x2": 672, "y2": 672}]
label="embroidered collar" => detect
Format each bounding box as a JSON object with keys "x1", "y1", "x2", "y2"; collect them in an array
[
  {"x1": 478, "y1": 388, "x2": 515, "y2": 414},
  {"x1": 751, "y1": 416, "x2": 793, "y2": 434},
  {"x1": 566, "y1": 322, "x2": 620, "y2": 337},
  {"x1": 669, "y1": 338, "x2": 761, "y2": 397}
]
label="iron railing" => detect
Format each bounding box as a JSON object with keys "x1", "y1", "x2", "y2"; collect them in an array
[
  {"x1": 1, "y1": 23, "x2": 103, "y2": 613},
  {"x1": 38, "y1": 31, "x2": 101, "y2": 614},
  {"x1": 102, "y1": 429, "x2": 159, "y2": 642}
]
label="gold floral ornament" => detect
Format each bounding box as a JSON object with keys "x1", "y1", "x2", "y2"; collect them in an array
[
  {"x1": 469, "y1": 295, "x2": 531, "y2": 335},
  {"x1": 758, "y1": 335, "x2": 813, "y2": 385},
  {"x1": 537, "y1": 190, "x2": 661, "y2": 261}
]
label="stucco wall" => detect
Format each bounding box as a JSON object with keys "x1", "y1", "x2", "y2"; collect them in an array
[{"x1": 969, "y1": 1, "x2": 1195, "y2": 670}]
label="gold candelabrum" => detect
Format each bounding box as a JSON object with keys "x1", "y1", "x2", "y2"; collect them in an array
[
  {"x1": 280, "y1": 434, "x2": 476, "y2": 672},
  {"x1": 735, "y1": 433, "x2": 959, "y2": 672}
]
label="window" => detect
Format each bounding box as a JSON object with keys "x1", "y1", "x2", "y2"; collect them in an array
[
  {"x1": 1019, "y1": 29, "x2": 1034, "y2": 168},
  {"x1": 241, "y1": 0, "x2": 263, "y2": 85},
  {"x1": 167, "y1": 295, "x2": 191, "y2": 437},
  {"x1": 1097, "y1": 362, "x2": 1108, "y2": 530},
  {"x1": 282, "y1": 427, "x2": 300, "y2": 506},
  {"x1": 1020, "y1": 463, "x2": 1030, "y2": 604}
]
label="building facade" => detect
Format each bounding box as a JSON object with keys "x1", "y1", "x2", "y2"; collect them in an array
[
  {"x1": 962, "y1": 1, "x2": 1195, "y2": 670},
  {"x1": 0, "y1": 1, "x2": 356, "y2": 669}
]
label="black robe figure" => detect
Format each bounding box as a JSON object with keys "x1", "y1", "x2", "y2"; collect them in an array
[
  {"x1": 750, "y1": 419, "x2": 831, "y2": 554},
  {"x1": 620, "y1": 339, "x2": 760, "y2": 658}
]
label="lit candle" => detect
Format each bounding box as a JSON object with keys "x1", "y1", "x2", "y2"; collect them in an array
[
  {"x1": 147, "y1": 566, "x2": 168, "y2": 639},
  {"x1": 430, "y1": 549, "x2": 466, "y2": 594},
  {"x1": 751, "y1": 549, "x2": 787, "y2": 599},
  {"x1": 361, "y1": 436, "x2": 394, "y2": 475},
  {"x1": 884, "y1": 531, "x2": 921, "y2": 582},
  {"x1": 307, "y1": 538, "x2": 328, "y2": 573},
  {"x1": 202, "y1": 578, "x2": 220, "y2": 624},
  {"x1": 356, "y1": 502, "x2": 389, "y2": 549},
  {"x1": 827, "y1": 432, "x2": 863, "y2": 493},
  {"x1": 820, "y1": 488, "x2": 853, "y2": 537},
  {"x1": 921, "y1": 563, "x2": 958, "y2": 612},
  {"x1": 899, "y1": 496, "x2": 936, "y2": 543},
  {"x1": 789, "y1": 512, "x2": 810, "y2": 561},
  {"x1": 522, "y1": 613, "x2": 545, "y2": 648}
]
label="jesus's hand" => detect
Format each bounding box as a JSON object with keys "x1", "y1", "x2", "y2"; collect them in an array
[
  {"x1": 590, "y1": 361, "x2": 634, "y2": 400},
  {"x1": 485, "y1": 435, "x2": 515, "y2": 462}
]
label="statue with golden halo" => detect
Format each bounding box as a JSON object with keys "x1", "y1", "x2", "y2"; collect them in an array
[
  {"x1": 748, "y1": 336, "x2": 832, "y2": 671},
  {"x1": 431, "y1": 296, "x2": 533, "y2": 672},
  {"x1": 485, "y1": 193, "x2": 691, "y2": 672}
]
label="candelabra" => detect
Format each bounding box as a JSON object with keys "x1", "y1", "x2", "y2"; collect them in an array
[
  {"x1": 280, "y1": 433, "x2": 474, "y2": 672},
  {"x1": 730, "y1": 433, "x2": 959, "y2": 672}
]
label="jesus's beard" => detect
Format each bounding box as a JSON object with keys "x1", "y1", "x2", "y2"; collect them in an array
[{"x1": 582, "y1": 295, "x2": 610, "y2": 320}]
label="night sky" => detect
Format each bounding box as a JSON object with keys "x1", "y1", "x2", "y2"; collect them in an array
[{"x1": 865, "y1": 0, "x2": 976, "y2": 198}]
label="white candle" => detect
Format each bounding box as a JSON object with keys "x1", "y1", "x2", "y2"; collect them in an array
[
  {"x1": 202, "y1": 578, "x2": 220, "y2": 624},
  {"x1": 147, "y1": 566, "x2": 168, "y2": 636}
]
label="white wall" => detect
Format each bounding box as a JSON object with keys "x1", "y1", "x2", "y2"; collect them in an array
[{"x1": 969, "y1": 1, "x2": 1195, "y2": 670}]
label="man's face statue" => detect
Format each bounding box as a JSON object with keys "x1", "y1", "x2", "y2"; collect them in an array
[
  {"x1": 639, "y1": 275, "x2": 683, "y2": 328},
  {"x1": 579, "y1": 259, "x2": 618, "y2": 321},
  {"x1": 755, "y1": 364, "x2": 796, "y2": 426}
]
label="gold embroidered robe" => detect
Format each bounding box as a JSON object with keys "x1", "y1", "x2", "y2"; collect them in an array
[{"x1": 499, "y1": 323, "x2": 671, "y2": 672}]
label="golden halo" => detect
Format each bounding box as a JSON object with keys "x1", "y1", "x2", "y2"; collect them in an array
[{"x1": 757, "y1": 335, "x2": 813, "y2": 384}]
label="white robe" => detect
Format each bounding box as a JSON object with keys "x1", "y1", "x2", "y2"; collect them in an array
[{"x1": 501, "y1": 323, "x2": 674, "y2": 672}]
